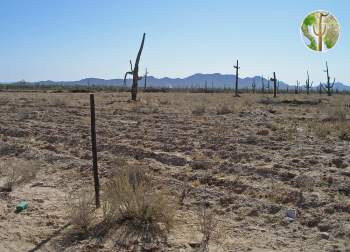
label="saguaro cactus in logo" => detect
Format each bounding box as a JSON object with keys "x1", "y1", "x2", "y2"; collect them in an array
[{"x1": 301, "y1": 10, "x2": 340, "y2": 52}]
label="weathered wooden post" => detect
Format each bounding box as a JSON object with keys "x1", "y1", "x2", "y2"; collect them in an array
[
  {"x1": 233, "y1": 60, "x2": 240, "y2": 97},
  {"x1": 90, "y1": 94, "x2": 100, "y2": 208}
]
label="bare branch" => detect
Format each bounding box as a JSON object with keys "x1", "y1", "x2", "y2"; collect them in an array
[
  {"x1": 123, "y1": 71, "x2": 133, "y2": 86},
  {"x1": 129, "y1": 60, "x2": 133, "y2": 71}
]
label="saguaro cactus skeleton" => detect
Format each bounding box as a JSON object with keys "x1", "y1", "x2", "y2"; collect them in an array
[
  {"x1": 270, "y1": 72, "x2": 277, "y2": 98},
  {"x1": 261, "y1": 75, "x2": 265, "y2": 93},
  {"x1": 321, "y1": 61, "x2": 335, "y2": 96},
  {"x1": 123, "y1": 33, "x2": 146, "y2": 101},
  {"x1": 233, "y1": 60, "x2": 240, "y2": 97},
  {"x1": 144, "y1": 68, "x2": 148, "y2": 90},
  {"x1": 313, "y1": 12, "x2": 329, "y2": 51},
  {"x1": 305, "y1": 71, "x2": 313, "y2": 95},
  {"x1": 251, "y1": 79, "x2": 256, "y2": 94},
  {"x1": 295, "y1": 81, "x2": 300, "y2": 94}
]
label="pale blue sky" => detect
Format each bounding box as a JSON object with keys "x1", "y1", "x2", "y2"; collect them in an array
[{"x1": 0, "y1": 0, "x2": 349, "y2": 84}]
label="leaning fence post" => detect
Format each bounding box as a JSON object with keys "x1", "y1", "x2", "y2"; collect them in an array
[{"x1": 90, "y1": 94, "x2": 100, "y2": 208}]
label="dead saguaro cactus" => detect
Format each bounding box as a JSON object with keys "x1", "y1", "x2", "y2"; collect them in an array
[
  {"x1": 233, "y1": 60, "x2": 240, "y2": 97},
  {"x1": 305, "y1": 71, "x2": 313, "y2": 95},
  {"x1": 144, "y1": 68, "x2": 148, "y2": 90},
  {"x1": 270, "y1": 72, "x2": 277, "y2": 98},
  {"x1": 321, "y1": 61, "x2": 335, "y2": 96},
  {"x1": 295, "y1": 81, "x2": 300, "y2": 94},
  {"x1": 313, "y1": 12, "x2": 329, "y2": 52},
  {"x1": 123, "y1": 33, "x2": 146, "y2": 101},
  {"x1": 251, "y1": 79, "x2": 256, "y2": 94},
  {"x1": 261, "y1": 75, "x2": 265, "y2": 93}
]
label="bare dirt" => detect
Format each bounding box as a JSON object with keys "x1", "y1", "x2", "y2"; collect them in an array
[{"x1": 0, "y1": 92, "x2": 350, "y2": 252}]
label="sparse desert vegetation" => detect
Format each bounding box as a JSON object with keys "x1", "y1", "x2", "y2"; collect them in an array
[{"x1": 0, "y1": 91, "x2": 350, "y2": 251}]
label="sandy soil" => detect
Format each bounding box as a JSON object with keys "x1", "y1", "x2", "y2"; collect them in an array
[{"x1": 0, "y1": 91, "x2": 349, "y2": 252}]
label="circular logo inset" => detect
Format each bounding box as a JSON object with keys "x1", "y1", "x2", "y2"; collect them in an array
[{"x1": 301, "y1": 10, "x2": 340, "y2": 52}]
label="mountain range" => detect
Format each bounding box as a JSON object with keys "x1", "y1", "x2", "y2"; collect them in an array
[{"x1": 7, "y1": 73, "x2": 350, "y2": 91}]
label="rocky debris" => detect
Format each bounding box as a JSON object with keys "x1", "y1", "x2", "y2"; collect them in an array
[
  {"x1": 319, "y1": 232, "x2": 330, "y2": 240},
  {"x1": 191, "y1": 160, "x2": 214, "y2": 170},
  {"x1": 285, "y1": 209, "x2": 297, "y2": 219},
  {"x1": 256, "y1": 129, "x2": 270, "y2": 136},
  {"x1": 1, "y1": 93, "x2": 350, "y2": 251},
  {"x1": 340, "y1": 168, "x2": 350, "y2": 177},
  {"x1": 109, "y1": 144, "x2": 187, "y2": 166},
  {"x1": 331, "y1": 158, "x2": 348, "y2": 169}
]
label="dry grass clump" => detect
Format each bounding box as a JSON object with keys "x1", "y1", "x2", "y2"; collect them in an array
[
  {"x1": 159, "y1": 99, "x2": 170, "y2": 105},
  {"x1": 103, "y1": 165, "x2": 174, "y2": 242},
  {"x1": 50, "y1": 96, "x2": 69, "y2": 107},
  {"x1": 241, "y1": 95, "x2": 256, "y2": 109},
  {"x1": 197, "y1": 207, "x2": 227, "y2": 251},
  {"x1": 308, "y1": 121, "x2": 332, "y2": 139},
  {"x1": 307, "y1": 120, "x2": 350, "y2": 140},
  {"x1": 326, "y1": 103, "x2": 347, "y2": 121},
  {"x1": 192, "y1": 104, "x2": 206, "y2": 115},
  {"x1": 66, "y1": 189, "x2": 95, "y2": 233},
  {"x1": 337, "y1": 122, "x2": 350, "y2": 140},
  {"x1": 198, "y1": 209, "x2": 218, "y2": 251},
  {"x1": 0, "y1": 159, "x2": 38, "y2": 192},
  {"x1": 216, "y1": 104, "x2": 234, "y2": 115},
  {"x1": 0, "y1": 96, "x2": 10, "y2": 106}
]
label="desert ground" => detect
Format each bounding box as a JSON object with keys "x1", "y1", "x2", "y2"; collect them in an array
[{"x1": 0, "y1": 91, "x2": 350, "y2": 252}]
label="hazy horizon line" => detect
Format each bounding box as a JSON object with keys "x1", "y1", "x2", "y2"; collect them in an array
[{"x1": 1, "y1": 72, "x2": 348, "y2": 85}]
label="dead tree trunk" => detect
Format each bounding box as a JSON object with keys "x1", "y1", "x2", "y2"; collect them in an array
[
  {"x1": 321, "y1": 61, "x2": 335, "y2": 96},
  {"x1": 270, "y1": 72, "x2": 277, "y2": 98},
  {"x1": 234, "y1": 60, "x2": 240, "y2": 97},
  {"x1": 123, "y1": 33, "x2": 146, "y2": 101},
  {"x1": 305, "y1": 71, "x2": 313, "y2": 95}
]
